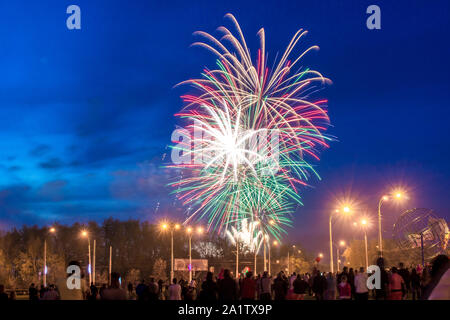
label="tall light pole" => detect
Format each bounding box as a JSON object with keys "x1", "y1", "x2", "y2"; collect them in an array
[
  {"x1": 377, "y1": 191, "x2": 405, "y2": 257},
  {"x1": 361, "y1": 219, "x2": 369, "y2": 270},
  {"x1": 330, "y1": 206, "x2": 351, "y2": 273},
  {"x1": 263, "y1": 236, "x2": 267, "y2": 272},
  {"x1": 235, "y1": 236, "x2": 239, "y2": 278},
  {"x1": 377, "y1": 196, "x2": 387, "y2": 258},
  {"x1": 93, "y1": 239, "x2": 96, "y2": 285},
  {"x1": 186, "y1": 226, "x2": 203, "y2": 282},
  {"x1": 81, "y1": 230, "x2": 91, "y2": 285},
  {"x1": 253, "y1": 221, "x2": 261, "y2": 275},
  {"x1": 43, "y1": 227, "x2": 56, "y2": 287},
  {"x1": 44, "y1": 239, "x2": 46, "y2": 287},
  {"x1": 109, "y1": 245, "x2": 112, "y2": 286},
  {"x1": 254, "y1": 249, "x2": 257, "y2": 275},
  {"x1": 187, "y1": 227, "x2": 193, "y2": 282},
  {"x1": 287, "y1": 245, "x2": 296, "y2": 275},
  {"x1": 161, "y1": 222, "x2": 181, "y2": 282},
  {"x1": 287, "y1": 250, "x2": 290, "y2": 275},
  {"x1": 270, "y1": 240, "x2": 278, "y2": 276},
  {"x1": 263, "y1": 220, "x2": 276, "y2": 273},
  {"x1": 266, "y1": 236, "x2": 272, "y2": 276}
]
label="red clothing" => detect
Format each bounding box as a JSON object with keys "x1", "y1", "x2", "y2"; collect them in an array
[
  {"x1": 389, "y1": 273, "x2": 405, "y2": 300},
  {"x1": 241, "y1": 278, "x2": 256, "y2": 299},
  {"x1": 389, "y1": 273, "x2": 404, "y2": 290},
  {"x1": 338, "y1": 282, "x2": 351, "y2": 299}
]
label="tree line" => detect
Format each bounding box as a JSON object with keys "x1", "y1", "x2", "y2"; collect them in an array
[
  {"x1": 0, "y1": 218, "x2": 318, "y2": 289},
  {"x1": 0, "y1": 217, "x2": 419, "y2": 289}
]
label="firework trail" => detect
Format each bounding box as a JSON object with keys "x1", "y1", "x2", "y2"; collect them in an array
[{"x1": 169, "y1": 13, "x2": 332, "y2": 239}]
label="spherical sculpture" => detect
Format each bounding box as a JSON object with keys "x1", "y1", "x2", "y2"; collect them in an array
[{"x1": 393, "y1": 208, "x2": 449, "y2": 262}]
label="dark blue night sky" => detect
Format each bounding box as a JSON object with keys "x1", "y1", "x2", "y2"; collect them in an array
[{"x1": 0, "y1": 0, "x2": 449, "y2": 252}]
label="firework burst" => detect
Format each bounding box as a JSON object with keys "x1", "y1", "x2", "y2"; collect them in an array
[{"x1": 169, "y1": 14, "x2": 332, "y2": 237}]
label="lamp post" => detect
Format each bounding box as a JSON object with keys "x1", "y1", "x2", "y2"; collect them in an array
[
  {"x1": 44, "y1": 239, "x2": 46, "y2": 287},
  {"x1": 254, "y1": 249, "x2": 257, "y2": 275},
  {"x1": 161, "y1": 222, "x2": 181, "y2": 282},
  {"x1": 263, "y1": 236, "x2": 267, "y2": 272},
  {"x1": 253, "y1": 221, "x2": 261, "y2": 275},
  {"x1": 271, "y1": 240, "x2": 279, "y2": 276},
  {"x1": 109, "y1": 245, "x2": 112, "y2": 286},
  {"x1": 287, "y1": 250, "x2": 290, "y2": 275},
  {"x1": 235, "y1": 237, "x2": 239, "y2": 278},
  {"x1": 81, "y1": 230, "x2": 91, "y2": 285},
  {"x1": 187, "y1": 226, "x2": 203, "y2": 282},
  {"x1": 186, "y1": 227, "x2": 193, "y2": 282},
  {"x1": 264, "y1": 220, "x2": 275, "y2": 273},
  {"x1": 377, "y1": 192, "x2": 405, "y2": 257},
  {"x1": 287, "y1": 245, "x2": 296, "y2": 275},
  {"x1": 330, "y1": 206, "x2": 351, "y2": 273},
  {"x1": 43, "y1": 227, "x2": 56, "y2": 287},
  {"x1": 93, "y1": 239, "x2": 96, "y2": 285},
  {"x1": 361, "y1": 219, "x2": 369, "y2": 270}
]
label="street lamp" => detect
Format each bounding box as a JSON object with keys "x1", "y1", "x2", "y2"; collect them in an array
[
  {"x1": 263, "y1": 220, "x2": 276, "y2": 273},
  {"x1": 356, "y1": 219, "x2": 370, "y2": 270},
  {"x1": 81, "y1": 230, "x2": 92, "y2": 285},
  {"x1": 186, "y1": 226, "x2": 203, "y2": 282},
  {"x1": 377, "y1": 190, "x2": 406, "y2": 257},
  {"x1": 287, "y1": 244, "x2": 297, "y2": 275},
  {"x1": 43, "y1": 226, "x2": 56, "y2": 287},
  {"x1": 269, "y1": 239, "x2": 278, "y2": 276},
  {"x1": 329, "y1": 206, "x2": 352, "y2": 273},
  {"x1": 160, "y1": 222, "x2": 181, "y2": 282}
]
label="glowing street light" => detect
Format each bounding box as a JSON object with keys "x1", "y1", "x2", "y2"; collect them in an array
[
  {"x1": 287, "y1": 244, "x2": 299, "y2": 275},
  {"x1": 160, "y1": 221, "x2": 182, "y2": 282},
  {"x1": 43, "y1": 226, "x2": 57, "y2": 287},
  {"x1": 80, "y1": 229, "x2": 92, "y2": 285},
  {"x1": 378, "y1": 189, "x2": 407, "y2": 257},
  {"x1": 329, "y1": 205, "x2": 353, "y2": 273},
  {"x1": 186, "y1": 225, "x2": 203, "y2": 282},
  {"x1": 265, "y1": 235, "x2": 274, "y2": 276},
  {"x1": 263, "y1": 220, "x2": 276, "y2": 272},
  {"x1": 356, "y1": 219, "x2": 370, "y2": 270}
]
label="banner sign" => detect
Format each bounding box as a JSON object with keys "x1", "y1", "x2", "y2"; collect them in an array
[{"x1": 174, "y1": 259, "x2": 208, "y2": 271}]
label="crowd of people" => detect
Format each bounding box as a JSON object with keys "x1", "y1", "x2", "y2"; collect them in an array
[{"x1": 0, "y1": 254, "x2": 448, "y2": 301}]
